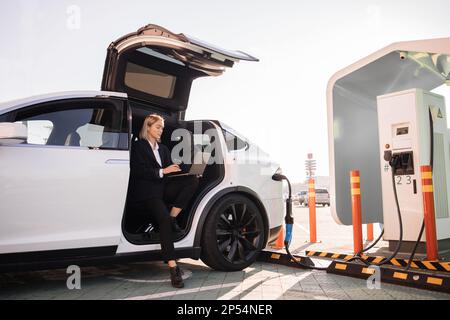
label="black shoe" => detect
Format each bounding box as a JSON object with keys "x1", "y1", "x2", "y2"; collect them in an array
[
  {"x1": 170, "y1": 217, "x2": 183, "y2": 233},
  {"x1": 169, "y1": 266, "x2": 184, "y2": 288}
]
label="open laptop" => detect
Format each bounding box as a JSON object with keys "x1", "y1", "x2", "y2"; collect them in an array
[{"x1": 168, "y1": 151, "x2": 211, "y2": 178}]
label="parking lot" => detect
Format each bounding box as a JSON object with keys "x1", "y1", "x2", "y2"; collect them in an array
[{"x1": 1, "y1": 206, "x2": 449, "y2": 300}]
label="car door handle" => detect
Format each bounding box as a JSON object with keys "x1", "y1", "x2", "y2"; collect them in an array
[{"x1": 105, "y1": 159, "x2": 130, "y2": 165}]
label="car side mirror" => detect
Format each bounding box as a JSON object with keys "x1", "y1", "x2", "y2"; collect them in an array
[{"x1": 0, "y1": 122, "x2": 28, "y2": 144}]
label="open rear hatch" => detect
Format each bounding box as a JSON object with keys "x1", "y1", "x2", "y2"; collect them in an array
[{"x1": 101, "y1": 24, "x2": 258, "y2": 116}]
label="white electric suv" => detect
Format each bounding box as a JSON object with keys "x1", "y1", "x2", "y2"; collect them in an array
[{"x1": 0, "y1": 24, "x2": 284, "y2": 272}]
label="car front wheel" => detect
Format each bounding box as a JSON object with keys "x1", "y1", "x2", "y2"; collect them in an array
[{"x1": 201, "y1": 194, "x2": 265, "y2": 271}]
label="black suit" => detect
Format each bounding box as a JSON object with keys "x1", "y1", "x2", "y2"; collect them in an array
[
  {"x1": 128, "y1": 138, "x2": 199, "y2": 261},
  {"x1": 128, "y1": 139, "x2": 172, "y2": 203}
]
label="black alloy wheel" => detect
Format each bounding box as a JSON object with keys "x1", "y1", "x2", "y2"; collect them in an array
[{"x1": 201, "y1": 194, "x2": 265, "y2": 271}]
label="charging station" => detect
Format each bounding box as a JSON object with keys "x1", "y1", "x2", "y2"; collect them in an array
[
  {"x1": 259, "y1": 38, "x2": 450, "y2": 295},
  {"x1": 327, "y1": 37, "x2": 450, "y2": 256},
  {"x1": 377, "y1": 89, "x2": 450, "y2": 254}
]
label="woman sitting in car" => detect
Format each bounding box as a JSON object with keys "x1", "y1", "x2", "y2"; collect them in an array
[{"x1": 128, "y1": 114, "x2": 199, "y2": 288}]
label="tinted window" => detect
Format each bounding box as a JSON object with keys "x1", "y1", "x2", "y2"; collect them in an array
[
  {"x1": 14, "y1": 100, "x2": 128, "y2": 150},
  {"x1": 0, "y1": 113, "x2": 8, "y2": 122},
  {"x1": 124, "y1": 62, "x2": 177, "y2": 98},
  {"x1": 222, "y1": 129, "x2": 248, "y2": 151},
  {"x1": 316, "y1": 189, "x2": 329, "y2": 194}
]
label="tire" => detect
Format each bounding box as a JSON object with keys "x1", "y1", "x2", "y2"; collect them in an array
[{"x1": 200, "y1": 194, "x2": 265, "y2": 271}]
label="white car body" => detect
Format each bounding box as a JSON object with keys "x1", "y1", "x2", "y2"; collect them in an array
[{"x1": 0, "y1": 25, "x2": 284, "y2": 272}]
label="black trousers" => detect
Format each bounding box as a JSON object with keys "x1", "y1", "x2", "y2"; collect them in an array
[{"x1": 132, "y1": 175, "x2": 199, "y2": 261}]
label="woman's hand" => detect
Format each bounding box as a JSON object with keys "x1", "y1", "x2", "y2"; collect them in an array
[{"x1": 163, "y1": 164, "x2": 181, "y2": 175}]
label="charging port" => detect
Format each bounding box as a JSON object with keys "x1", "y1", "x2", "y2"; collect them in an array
[{"x1": 390, "y1": 151, "x2": 414, "y2": 175}]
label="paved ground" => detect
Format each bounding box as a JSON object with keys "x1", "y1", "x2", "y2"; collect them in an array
[
  {"x1": 1, "y1": 206, "x2": 449, "y2": 300},
  {"x1": 289, "y1": 205, "x2": 388, "y2": 256}
]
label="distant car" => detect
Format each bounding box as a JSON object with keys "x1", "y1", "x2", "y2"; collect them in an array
[
  {"x1": 304, "y1": 188, "x2": 330, "y2": 207},
  {"x1": 297, "y1": 191, "x2": 308, "y2": 206}
]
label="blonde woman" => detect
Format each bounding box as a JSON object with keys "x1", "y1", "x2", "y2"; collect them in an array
[{"x1": 128, "y1": 114, "x2": 199, "y2": 288}]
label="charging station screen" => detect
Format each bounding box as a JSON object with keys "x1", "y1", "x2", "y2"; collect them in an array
[{"x1": 396, "y1": 127, "x2": 409, "y2": 135}]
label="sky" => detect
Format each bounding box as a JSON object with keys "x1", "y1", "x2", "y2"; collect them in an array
[{"x1": 1, "y1": 0, "x2": 450, "y2": 183}]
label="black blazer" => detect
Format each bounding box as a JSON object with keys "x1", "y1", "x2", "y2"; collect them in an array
[{"x1": 128, "y1": 139, "x2": 172, "y2": 203}]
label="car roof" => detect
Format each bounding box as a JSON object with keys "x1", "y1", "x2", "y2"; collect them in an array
[{"x1": 0, "y1": 91, "x2": 128, "y2": 115}]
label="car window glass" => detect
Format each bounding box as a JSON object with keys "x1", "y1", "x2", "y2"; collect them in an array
[
  {"x1": 14, "y1": 120, "x2": 53, "y2": 145},
  {"x1": 0, "y1": 113, "x2": 8, "y2": 122},
  {"x1": 222, "y1": 129, "x2": 247, "y2": 151},
  {"x1": 124, "y1": 62, "x2": 177, "y2": 99},
  {"x1": 14, "y1": 102, "x2": 126, "y2": 150}
]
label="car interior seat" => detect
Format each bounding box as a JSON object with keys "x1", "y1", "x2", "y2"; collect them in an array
[{"x1": 65, "y1": 131, "x2": 81, "y2": 146}]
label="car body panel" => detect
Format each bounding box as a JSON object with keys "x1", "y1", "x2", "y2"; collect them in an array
[
  {"x1": 0, "y1": 95, "x2": 130, "y2": 255},
  {"x1": 0, "y1": 145, "x2": 129, "y2": 254}
]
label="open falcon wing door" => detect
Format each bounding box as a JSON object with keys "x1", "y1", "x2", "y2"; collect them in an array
[{"x1": 101, "y1": 24, "x2": 258, "y2": 117}]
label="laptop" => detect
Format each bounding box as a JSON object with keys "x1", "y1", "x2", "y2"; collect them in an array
[{"x1": 168, "y1": 151, "x2": 211, "y2": 178}]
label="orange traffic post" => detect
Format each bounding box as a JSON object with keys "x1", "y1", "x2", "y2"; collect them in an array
[
  {"x1": 420, "y1": 166, "x2": 439, "y2": 261},
  {"x1": 273, "y1": 226, "x2": 285, "y2": 250},
  {"x1": 308, "y1": 178, "x2": 317, "y2": 243},
  {"x1": 367, "y1": 224, "x2": 374, "y2": 241},
  {"x1": 350, "y1": 170, "x2": 363, "y2": 255}
]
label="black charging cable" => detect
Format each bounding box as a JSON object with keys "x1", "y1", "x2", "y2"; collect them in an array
[
  {"x1": 404, "y1": 108, "x2": 434, "y2": 270},
  {"x1": 348, "y1": 153, "x2": 404, "y2": 267},
  {"x1": 272, "y1": 173, "x2": 328, "y2": 271}
]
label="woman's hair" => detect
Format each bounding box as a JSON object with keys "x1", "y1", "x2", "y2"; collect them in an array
[{"x1": 139, "y1": 114, "x2": 165, "y2": 141}]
